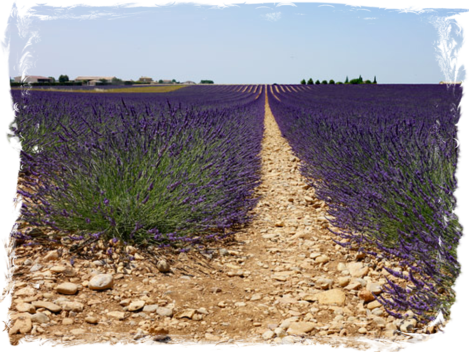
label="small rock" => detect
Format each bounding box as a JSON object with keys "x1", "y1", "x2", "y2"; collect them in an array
[
  {"x1": 107, "y1": 311, "x2": 127, "y2": 320},
  {"x1": 133, "y1": 329, "x2": 146, "y2": 340},
  {"x1": 29, "y1": 264, "x2": 43, "y2": 272},
  {"x1": 56, "y1": 282, "x2": 78, "y2": 295},
  {"x1": 44, "y1": 250, "x2": 59, "y2": 262},
  {"x1": 315, "y1": 289, "x2": 346, "y2": 306},
  {"x1": 32, "y1": 301, "x2": 62, "y2": 313},
  {"x1": 89, "y1": 274, "x2": 113, "y2": 290},
  {"x1": 31, "y1": 312, "x2": 49, "y2": 324},
  {"x1": 16, "y1": 303, "x2": 36, "y2": 314},
  {"x1": 262, "y1": 330, "x2": 275, "y2": 340},
  {"x1": 205, "y1": 333, "x2": 220, "y2": 341},
  {"x1": 287, "y1": 322, "x2": 315, "y2": 335},
  {"x1": 358, "y1": 327, "x2": 367, "y2": 334},
  {"x1": 400, "y1": 319, "x2": 417, "y2": 333},
  {"x1": 156, "y1": 307, "x2": 173, "y2": 317},
  {"x1": 62, "y1": 318, "x2": 74, "y2": 325},
  {"x1": 157, "y1": 260, "x2": 171, "y2": 273},
  {"x1": 337, "y1": 277, "x2": 351, "y2": 287},
  {"x1": 148, "y1": 324, "x2": 169, "y2": 335},
  {"x1": 143, "y1": 305, "x2": 159, "y2": 313},
  {"x1": 347, "y1": 263, "x2": 369, "y2": 278},
  {"x1": 219, "y1": 248, "x2": 229, "y2": 256},
  {"x1": 175, "y1": 309, "x2": 196, "y2": 319},
  {"x1": 128, "y1": 301, "x2": 146, "y2": 312},
  {"x1": 274, "y1": 328, "x2": 287, "y2": 337},
  {"x1": 358, "y1": 289, "x2": 375, "y2": 302},
  {"x1": 15, "y1": 287, "x2": 36, "y2": 296},
  {"x1": 281, "y1": 336, "x2": 296, "y2": 344},
  {"x1": 50, "y1": 266, "x2": 67, "y2": 273},
  {"x1": 315, "y1": 255, "x2": 330, "y2": 264},
  {"x1": 85, "y1": 316, "x2": 99, "y2": 324},
  {"x1": 9, "y1": 316, "x2": 32, "y2": 335},
  {"x1": 61, "y1": 301, "x2": 84, "y2": 312},
  {"x1": 250, "y1": 293, "x2": 262, "y2": 301},
  {"x1": 71, "y1": 328, "x2": 86, "y2": 335},
  {"x1": 367, "y1": 300, "x2": 382, "y2": 310}
]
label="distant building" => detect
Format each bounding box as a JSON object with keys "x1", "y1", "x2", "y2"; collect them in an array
[
  {"x1": 139, "y1": 76, "x2": 153, "y2": 83},
  {"x1": 14, "y1": 75, "x2": 53, "y2": 84},
  {"x1": 182, "y1": 81, "x2": 196, "y2": 85},
  {"x1": 160, "y1": 79, "x2": 173, "y2": 84},
  {"x1": 439, "y1": 81, "x2": 462, "y2": 84},
  {"x1": 75, "y1": 76, "x2": 116, "y2": 86}
]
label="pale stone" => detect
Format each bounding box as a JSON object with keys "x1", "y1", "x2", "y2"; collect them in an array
[
  {"x1": 44, "y1": 250, "x2": 59, "y2": 262},
  {"x1": 16, "y1": 302, "x2": 36, "y2": 314},
  {"x1": 157, "y1": 260, "x2": 171, "y2": 273},
  {"x1": 15, "y1": 287, "x2": 36, "y2": 296},
  {"x1": 347, "y1": 263, "x2": 369, "y2": 278},
  {"x1": 107, "y1": 311, "x2": 127, "y2": 320},
  {"x1": 133, "y1": 329, "x2": 146, "y2": 340},
  {"x1": 9, "y1": 316, "x2": 32, "y2": 335},
  {"x1": 32, "y1": 301, "x2": 62, "y2": 313},
  {"x1": 262, "y1": 330, "x2": 275, "y2": 340},
  {"x1": 367, "y1": 300, "x2": 382, "y2": 310},
  {"x1": 31, "y1": 312, "x2": 49, "y2": 324},
  {"x1": 150, "y1": 326, "x2": 169, "y2": 340},
  {"x1": 56, "y1": 282, "x2": 78, "y2": 295},
  {"x1": 400, "y1": 319, "x2": 417, "y2": 332},
  {"x1": 61, "y1": 301, "x2": 84, "y2": 312},
  {"x1": 287, "y1": 322, "x2": 315, "y2": 335},
  {"x1": 50, "y1": 266, "x2": 67, "y2": 273},
  {"x1": 358, "y1": 289, "x2": 375, "y2": 302},
  {"x1": 156, "y1": 307, "x2": 173, "y2": 317},
  {"x1": 89, "y1": 274, "x2": 113, "y2": 290},
  {"x1": 85, "y1": 316, "x2": 99, "y2": 324},
  {"x1": 314, "y1": 289, "x2": 346, "y2": 306},
  {"x1": 338, "y1": 277, "x2": 351, "y2": 287},
  {"x1": 71, "y1": 328, "x2": 86, "y2": 335},
  {"x1": 143, "y1": 305, "x2": 159, "y2": 313},
  {"x1": 175, "y1": 309, "x2": 196, "y2": 319},
  {"x1": 315, "y1": 255, "x2": 330, "y2": 264},
  {"x1": 62, "y1": 318, "x2": 74, "y2": 325},
  {"x1": 205, "y1": 333, "x2": 220, "y2": 341},
  {"x1": 128, "y1": 301, "x2": 146, "y2": 312}
]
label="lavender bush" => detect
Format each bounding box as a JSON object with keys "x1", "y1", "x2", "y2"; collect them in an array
[
  {"x1": 269, "y1": 84, "x2": 463, "y2": 323},
  {"x1": 11, "y1": 86, "x2": 264, "y2": 250}
]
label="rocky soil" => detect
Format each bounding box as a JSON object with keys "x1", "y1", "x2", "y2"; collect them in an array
[{"x1": 4, "y1": 91, "x2": 439, "y2": 348}]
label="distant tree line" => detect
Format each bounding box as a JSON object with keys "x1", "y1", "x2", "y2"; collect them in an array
[
  {"x1": 301, "y1": 75, "x2": 377, "y2": 85},
  {"x1": 200, "y1": 80, "x2": 214, "y2": 84}
]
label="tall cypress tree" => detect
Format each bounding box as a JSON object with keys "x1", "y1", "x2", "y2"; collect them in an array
[
  {"x1": 307, "y1": 78, "x2": 314, "y2": 85},
  {"x1": 345, "y1": 76, "x2": 349, "y2": 84},
  {"x1": 301, "y1": 79, "x2": 306, "y2": 85},
  {"x1": 373, "y1": 76, "x2": 377, "y2": 84}
]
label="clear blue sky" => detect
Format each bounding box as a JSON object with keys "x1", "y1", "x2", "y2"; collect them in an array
[{"x1": 4, "y1": 3, "x2": 468, "y2": 84}]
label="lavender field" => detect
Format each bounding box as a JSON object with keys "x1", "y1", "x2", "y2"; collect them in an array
[
  {"x1": 9, "y1": 83, "x2": 463, "y2": 334},
  {"x1": 268, "y1": 84, "x2": 463, "y2": 323}
]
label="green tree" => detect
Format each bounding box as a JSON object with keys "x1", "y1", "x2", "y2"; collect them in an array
[
  {"x1": 329, "y1": 79, "x2": 335, "y2": 85},
  {"x1": 58, "y1": 75, "x2": 69, "y2": 83},
  {"x1": 345, "y1": 76, "x2": 349, "y2": 84},
  {"x1": 365, "y1": 80, "x2": 372, "y2": 84},
  {"x1": 307, "y1": 78, "x2": 313, "y2": 85},
  {"x1": 315, "y1": 80, "x2": 320, "y2": 85},
  {"x1": 373, "y1": 76, "x2": 377, "y2": 84},
  {"x1": 321, "y1": 80, "x2": 328, "y2": 84},
  {"x1": 158, "y1": 79, "x2": 163, "y2": 84},
  {"x1": 48, "y1": 76, "x2": 56, "y2": 83},
  {"x1": 99, "y1": 78, "x2": 108, "y2": 85},
  {"x1": 300, "y1": 79, "x2": 306, "y2": 85},
  {"x1": 358, "y1": 75, "x2": 363, "y2": 84},
  {"x1": 111, "y1": 77, "x2": 123, "y2": 85}
]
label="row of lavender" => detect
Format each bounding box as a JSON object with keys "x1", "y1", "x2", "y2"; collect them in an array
[
  {"x1": 268, "y1": 84, "x2": 463, "y2": 323},
  {"x1": 10, "y1": 86, "x2": 265, "y2": 252}
]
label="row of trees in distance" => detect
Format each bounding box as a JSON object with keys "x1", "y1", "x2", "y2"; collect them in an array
[{"x1": 300, "y1": 75, "x2": 377, "y2": 85}]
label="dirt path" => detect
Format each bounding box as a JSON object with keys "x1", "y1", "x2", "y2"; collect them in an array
[{"x1": 5, "y1": 89, "x2": 424, "y2": 348}]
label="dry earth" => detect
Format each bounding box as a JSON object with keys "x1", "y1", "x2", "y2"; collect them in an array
[{"x1": 4, "y1": 90, "x2": 440, "y2": 348}]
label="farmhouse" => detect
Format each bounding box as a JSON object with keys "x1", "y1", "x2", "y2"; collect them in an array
[
  {"x1": 75, "y1": 76, "x2": 116, "y2": 86},
  {"x1": 182, "y1": 81, "x2": 196, "y2": 85},
  {"x1": 160, "y1": 79, "x2": 173, "y2": 84},
  {"x1": 139, "y1": 76, "x2": 153, "y2": 83},
  {"x1": 14, "y1": 75, "x2": 52, "y2": 84}
]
